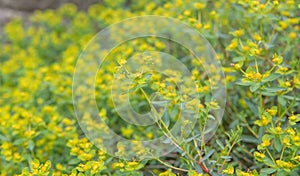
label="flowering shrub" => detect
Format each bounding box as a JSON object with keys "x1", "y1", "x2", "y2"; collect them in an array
[{"x1": 0, "y1": 0, "x2": 299, "y2": 175}]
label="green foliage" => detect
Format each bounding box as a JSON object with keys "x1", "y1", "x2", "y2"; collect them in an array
[{"x1": 0, "y1": 0, "x2": 299, "y2": 175}]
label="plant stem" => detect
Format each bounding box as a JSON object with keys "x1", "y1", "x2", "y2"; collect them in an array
[
  {"x1": 280, "y1": 146, "x2": 285, "y2": 161},
  {"x1": 156, "y1": 158, "x2": 189, "y2": 172},
  {"x1": 266, "y1": 148, "x2": 276, "y2": 165}
]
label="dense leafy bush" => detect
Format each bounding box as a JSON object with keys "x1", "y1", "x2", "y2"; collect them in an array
[{"x1": 0, "y1": 0, "x2": 299, "y2": 175}]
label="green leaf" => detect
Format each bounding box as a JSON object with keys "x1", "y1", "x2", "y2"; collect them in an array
[
  {"x1": 28, "y1": 140, "x2": 34, "y2": 151},
  {"x1": 221, "y1": 155, "x2": 232, "y2": 160},
  {"x1": 170, "y1": 106, "x2": 179, "y2": 119},
  {"x1": 261, "y1": 74, "x2": 281, "y2": 83},
  {"x1": 260, "y1": 168, "x2": 276, "y2": 174},
  {"x1": 68, "y1": 158, "x2": 81, "y2": 165},
  {"x1": 283, "y1": 95, "x2": 300, "y2": 101},
  {"x1": 278, "y1": 96, "x2": 286, "y2": 106},
  {"x1": 162, "y1": 111, "x2": 170, "y2": 127},
  {"x1": 245, "y1": 99, "x2": 259, "y2": 115},
  {"x1": 262, "y1": 91, "x2": 276, "y2": 96},
  {"x1": 0, "y1": 134, "x2": 8, "y2": 141},
  {"x1": 264, "y1": 87, "x2": 286, "y2": 93},
  {"x1": 184, "y1": 133, "x2": 201, "y2": 143},
  {"x1": 263, "y1": 157, "x2": 276, "y2": 167},
  {"x1": 200, "y1": 149, "x2": 215, "y2": 162},
  {"x1": 216, "y1": 139, "x2": 224, "y2": 149},
  {"x1": 241, "y1": 135, "x2": 258, "y2": 144},
  {"x1": 233, "y1": 56, "x2": 245, "y2": 62},
  {"x1": 276, "y1": 169, "x2": 286, "y2": 176},
  {"x1": 13, "y1": 138, "x2": 27, "y2": 145},
  {"x1": 274, "y1": 137, "x2": 282, "y2": 152},
  {"x1": 236, "y1": 81, "x2": 252, "y2": 86},
  {"x1": 250, "y1": 83, "x2": 260, "y2": 92}
]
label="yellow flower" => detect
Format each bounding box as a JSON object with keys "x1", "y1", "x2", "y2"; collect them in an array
[
  {"x1": 155, "y1": 41, "x2": 165, "y2": 49},
  {"x1": 233, "y1": 63, "x2": 242, "y2": 70},
  {"x1": 254, "y1": 151, "x2": 265, "y2": 162},
  {"x1": 233, "y1": 29, "x2": 244, "y2": 37},
  {"x1": 288, "y1": 18, "x2": 299, "y2": 25},
  {"x1": 188, "y1": 17, "x2": 197, "y2": 23},
  {"x1": 289, "y1": 32, "x2": 297, "y2": 39},
  {"x1": 242, "y1": 46, "x2": 250, "y2": 51},
  {"x1": 261, "y1": 115, "x2": 271, "y2": 126},
  {"x1": 254, "y1": 73, "x2": 262, "y2": 79},
  {"x1": 112, "y1": 162, "x2": 125, "y2": 169},
  {"x1": 276, "y1": 160, "x2": 294, "y2": 169},
  {"x1": 284, "y1": 81, "x2": 291, "y2": 87},
  {"x1": 77, "y1": 163, "x2": 89, "y2": 172},
  {"x1": 194, "y1": 3, "x2": 206, "y2": 10},
  {"x1": 183, "y1": 10, "x2": 192, "y2": 16},
  {"x1": 261, "y1": 135, "x2": 271, "y2": 147},
  {"x1": 25, "y1": 130, "x2": 36, "y2": 138},
  {"x1": 195, "y1": 23, "x2": 202, "y2": 29},
  {"x1": 210, "y1": 11, "x2": 216, "y2": 18},
  {"x1": 31, "y1": 159, "x2": 40, "y2": 170},
  {"x1": 292, "y1": 134, "x2": 300, "y2": 146},
  {"x1": 121, "y1": 127, "x2": 134, "y2": 138},
  {"x1": 209, "y1": 101, "x2": 220, "y2": 109},
  {"x1": 196, "y1": 103, "x2": 203, "y2": 109},
  {"x1": 204, "y1": 23, "x2": 211, "y2": 29},
  {"x1": 56, "y1": 163, "x2": 64, "y2": 171},
  {"x1": 228, "y1": 40, "x2": 238, "y2": 49},
  {"x1": 79, "y1": 153, "x2": 93, "y2": 161},
  {"x1": 146, "y1": 132, "x2": 153, "y2": 139},
  {"x1": 159, "y1": 169, "x2": 176, "y2": 176},
  {"x1": 258, "y1": 4, "x2": 266, "y2": 10},
  {"x1": 289, "y1": 114, "x2": 297, "y2": 121},
  {"x1": 176, "y1": 0, "x2": 183, "y2": 7},
  {"x1": 189, "y1": 170, "x2": 203, "y2": 176},
  {"x1": 267, "y1": 108, "x2": 277, "y2": 116},
  {"x1": 223, "y1": 165, "x2": 234, "y2": 174},
  {"x1": 124, "y1": 161, "x2": 144, "y2": 172},
  {"x1": 70, "y1": 147, "x2": 80, "y2": 156},
  {"x1": 272, "y1": 54, "x2": 283, "y2": 65},
  {"x1": 286, "y1": 128, "x2": 295, "y2": 135},
  {"x1": 118, "y1": 58, "x2": 127, "y2": 65},
  {"x1": 281, "y1": 11, "x2": 290, "y2": 17},
  {"x1": 279, "y1": 21, "x2": 289, "y2": 29},
  {"x1": 13, "y1": 153, "x2": 22, "y2": 161},
  {"x1": 294, "y1": 75, "x2": 300, "y2": 87},
  {"x1": 280, "y1": 67, "x2": 288, "y2": 72},
  {"x1": 293, "y1": 155, "x2": 300, "y2": 162},
  {"x1": 287, "y1": 0, "x2": 295, "y2": 5},
  {"x1": 274, "y1": 126, "x2": 283, "y2": 134},
  {"x1": 273, "y1": 0, "x2": 279, "y2": 5},
  {"x1": 282, "y1": 137, "x2": 291, "y2": 147},
  {"x1": 163, "y1": 3, "x2": 173, "y2": 9}
]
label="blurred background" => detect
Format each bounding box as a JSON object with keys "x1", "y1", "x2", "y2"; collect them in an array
[{"x1": 0, "y1": 0, "x2": 100, "y2": 25}]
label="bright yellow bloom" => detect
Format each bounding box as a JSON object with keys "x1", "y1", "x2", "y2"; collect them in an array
[
  {"x1": 289, "y1": 32, "x2": 297, "y2": 39},
  {"x1": 254, "y1": 151, "x2": 265, "y2": 162},
  {"x1": 194, "y1": 3, "x2": 206, "y2": 10},
  {"x1": 261, "y1": 115, "x2": 271, "y2": 126},
  {"x1": 261, "y1": 135, "x2": 271, "y2": 147},
  {"x1": 233, "y1": 29, "x2": 244, "y2": 37},
  {"x1": 223, "y1": 165, "x2": 234, "y2": 174},
  {"x1": 228, "y1": 40, "x2": 238, "y2": 49},
  {"x1": 159, "y1": 169, "x2": 176, "y2": 176},
  {"x1": 272, "y1": 54, "x2": 283, "y2": 65},
  {"x1": 282, "y1": 137, "x2": 291, "y2": 147},
  {"x1": 267, "y1": 108, "x2": 277, "y2": 116},
  {"x1": 183, "y1": 10, "x2": 192, "y2": 16},
  {"x1": 274, "y1": 126, "x2": 283, "y2": 134},
  {"x1": 279, "y1": 21, "x2": 289, "y2": 29}
]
